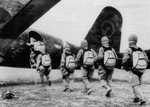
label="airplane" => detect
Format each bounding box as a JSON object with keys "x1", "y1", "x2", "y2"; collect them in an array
[
  {"x1": 0, "y1": 0, "x2": 61, "y2": 68},
  {"x1": 0, "y1": 0, "x2": 149, "y2": 70},
  {"x1": 0, "y1": 0, "x2": 150, "y2": 85}
]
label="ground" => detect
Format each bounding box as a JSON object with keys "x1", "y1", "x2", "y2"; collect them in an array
[{"x1": 1, "y1": 80, "x2": 150, "y2": 107}]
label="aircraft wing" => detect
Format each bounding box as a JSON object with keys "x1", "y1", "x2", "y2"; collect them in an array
[
  {"x1": 0, "y1": 0, "x2": 60, "y2": 38},
  {"x1": 0, "y1": 0, "x2": 60, "y2": 64}
]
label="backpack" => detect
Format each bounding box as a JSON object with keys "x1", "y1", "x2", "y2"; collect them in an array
[
  {"x1": 131, "y1": 48, "x2": 148, "y2": 70},
  {"x1": 41, "y1": 54, "x2": 51, "y2": 66},
  {"x1": 103, "y1": 47, "x2": 116, "y2": 68},
  {"x1": 65, "y1": 55, "x2": 76, "y2": 69},
  {"x1": 83, "y1": 49, "x2": 95, "y2": 66},
  {"x1": 34, "y1": 42, "x2": 45, "y2": 53}
]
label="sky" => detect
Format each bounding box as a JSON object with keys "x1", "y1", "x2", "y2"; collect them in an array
[{"x1": 30, "y1": 0, "x2": 150, "y2": 52}]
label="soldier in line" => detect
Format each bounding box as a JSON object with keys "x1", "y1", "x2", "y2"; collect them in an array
[
  {"x1": 76, "y1": 40, "x2": 97, "y2": 95},
  {"x1": 122, "y1": 34, "x2": 149, "y2": 105},
  {"x1": 97, "y1": 36, "x2": 117, "y2": 97},
  {"x1": 36, "y1": 41, "x2": 52, "y2": 86},
  {"x1": 26, "y1": 31, "x2": 43, "y2": 68},
  {"x1": 60, "y1": 43, "x2": 76, "y2": 92}
]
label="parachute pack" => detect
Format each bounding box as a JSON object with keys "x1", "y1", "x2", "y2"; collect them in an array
[
  {"x1": 34, "y1": 41, "x2": 45, "y2": 53},
  {"x1": 103, "y1": 48, "x2": 116, "y2": 69},
  {"x1": 131, "y1": 48, "x2": 148, "y2": 70},
  {"x1": 41, "y1": 54, "x2": 51, "y2": 66},
  {"x1": 83, "y1": 50, "x2": 95, "y2": 66},
  {"x1": 65, "y1": 55, "x2": 76, "y2": 69}
]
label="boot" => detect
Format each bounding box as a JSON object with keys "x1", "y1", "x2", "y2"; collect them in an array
[{"x1": 105, "y1": 88, "x2": 112, "y2": 97}]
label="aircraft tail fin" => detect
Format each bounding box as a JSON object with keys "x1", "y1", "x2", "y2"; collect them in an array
[{"x1": 85, "y1": 6, "x2": 122, "y2": 53}]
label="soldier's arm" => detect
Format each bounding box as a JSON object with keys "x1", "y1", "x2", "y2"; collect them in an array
[
  {"x1": 143, "y1": 51, "x2": 149, "y2": 62},
  {"x1": 112, "y1": 48, "x2": 118, "y2": 59},
  {"x1": 122, "y1": 48, "x2": 131, "y2": 64},
  {"x1": 36, "y1": 54, "x2": 42, "y2": 69},
  {"x1": 60, "y1": 52, "x2": 66, "y2": 68},
  {"x1": 91, "y1": 49, "x2": 97, "y2": 61},
  {"x1": 75, "y1": 49, "x2": 83, "y2": 62},
  {"x1": 97, "y1": 47, "x2": 104, "y2": 60},
  {"x1": 49, "y1": 54, "x2": 52, "y2": 65},
  {"x1": 97, "y1": 47, "x2": 105, "y2": 67},
  {"x1": 91, "y1": 49, "x2": 97, "y2": 57}
]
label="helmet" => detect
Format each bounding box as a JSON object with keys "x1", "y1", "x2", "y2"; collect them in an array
[
  {"x1": 29, "y1": 31, "x2": 43, "y2": 41},
  {"x1": 81, "y1": 40, "x2": 88, "y2": 49},
  {"x1": 101, "y1": 36, "x2": 109, "y2": 47},
  {"x1": 128, "y1": 34, "x2": 138, "y2": 43}
]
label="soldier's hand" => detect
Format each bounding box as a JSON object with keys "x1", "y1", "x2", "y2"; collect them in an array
[{"x1": 60, "y1": 66, "x2": 64, "y2": 71}]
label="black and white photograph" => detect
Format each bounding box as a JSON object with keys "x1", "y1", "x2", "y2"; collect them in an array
[{"x1": 0, "y1": 0, "x2": 150, "y2": 106}]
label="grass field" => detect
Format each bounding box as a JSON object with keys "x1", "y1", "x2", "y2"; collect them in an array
[
  {"x1": 0, "y1": 67, "x2": 150, "y2": 106},
  {"x1": 1, "y1": 81, "x2": 150, "y2": 107}
]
